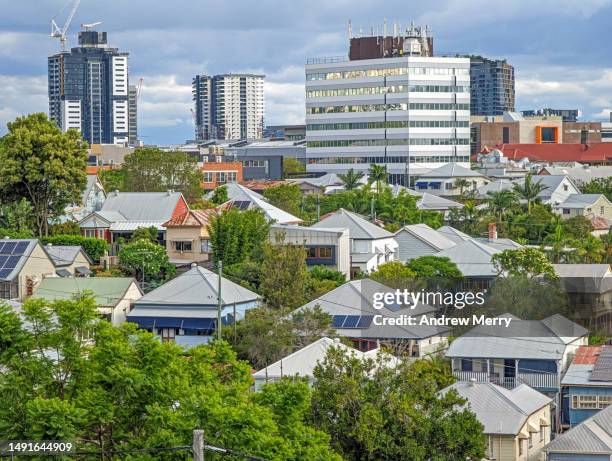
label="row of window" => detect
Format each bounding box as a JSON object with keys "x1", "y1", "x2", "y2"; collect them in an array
[
  {"x1": 306, "y1": 85, "x2": 469, "y2": 98},
  {"x1": 305, "y1": 247, "x2": 333, "y2": 259},
  {"x1": 306, "y1": 120, "x2": 469, "y2": 131},
  {"x1": 242, "y1": 160, "x2": 268, "y2": 168},
  {"x1": 571, "y1": 394, "x2": 612, "y2": 410},
  {"x1": 307, "y1": 138, "x2": 469, "y2": 148},
  {"x1": 172, "y1": 240, "x2": 212, "y2": 253},
  {"x1": 306, "y1": 67, "x2": 470, "y2": 81},
  {"x1": 203, "y1": 171, "x2": 238, "y2": 183},
  {"x1": 307, "y1": 155, "x2": 470, "y2": 165},
  {"x1": 307, "y1": 103, "x2": 469, "y2": 114}
]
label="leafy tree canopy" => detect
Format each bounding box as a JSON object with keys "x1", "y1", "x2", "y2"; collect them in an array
[{"x1": 492, "y1": 247, "x2": 557, "y2": 279}]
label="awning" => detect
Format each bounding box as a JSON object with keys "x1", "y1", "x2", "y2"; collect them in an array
[
  {"x1": 527, "y1": 422, "x2": 539, "y2": 433},
  {"x1": 75, "y1": 266, "x2": 92, "y2": 275},
  {"x1": 128, "y1": 316, "x2": 215, "y2": 330},
  {"x1": 169, "y1": 238, "x2": 194, "y2": 243},
  {"x1": 56, "y1": 269, "x2": 72, "y2": 277},
  {"x1": 415, "y1": 181, "x2": 428, "y2": 187},
  {"x1": 539, "y1": 418, "x2": 550, "y2": 427},
  {"x1": 517, "y1": 430, "x2": 529, "y2": 439}
]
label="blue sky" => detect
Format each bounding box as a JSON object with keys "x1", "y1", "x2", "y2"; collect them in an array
[{"x1": 1, "y1": 0, "x2": 612, "y2": 144}]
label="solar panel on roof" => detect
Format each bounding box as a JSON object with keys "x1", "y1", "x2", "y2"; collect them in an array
[
  {"x1": 332, "y1": 315, "x2": 347, "y2": 328},
  {"x1": 342, "y1": 315, "x2": 359, "y2": 328},
  {"x1": 13, "y1": 242, "x2": 28, "y2": 254},
  {"x1": 356, "y1": 315, "x2": 374, "y2": 328},
  {"x1": 0, "y1": 242, "x2": 16, "y2": 254},
  {"x1": 590, "y1": 347, "x2": 612, "y2": 382},
  {"x1": 0, "y1": 243, "x2": 5, "y2": 254},
  {"x1": 0, "y1": 268, "x2": 11, "y2": 279},
  {"x1": 233, "y1": 200, "x2": 251, "y2": 210},
  {"x1": 4, "y1": 256, "x2": 20, "y2": 269}
]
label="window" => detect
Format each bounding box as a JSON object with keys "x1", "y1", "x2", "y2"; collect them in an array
[
  {"x1": 173, "y1": 241, "x2": 192, "y2": 252},
  {"x1": 598, "y1": 395, "x2": 612, "y2": 409},
  {"x1": 319, "y1": 247, "x2": 332, "y2": 259},
  {"x1": 563, "y1": 208, "x2": 570, "y2": 215},
  {"x1": 305, "y1": 247, "x2": 317, "y2": 258},
  {"x1": 200, "y1": 239, "x2": 211, "y2": 253},
  {"x1": 540, "y1": 425, "x2": 544, "y2": 442},
  {"x1": 572, "y1": 394, "x2": 599, "y2": 409},
  {"x1": 518, "y1": 439, "x2": 523, "y2": 456},
  {"x1": 502, "y1": 126, "x2": 510, "y2": 144},
  {"x1": 203, "y1": 172, "x2": 213, "y2": 183},
  {"x1": 445, "y1": 182, "x2": 455, "y2": 190},
  {"x1": 529, "y1": 432, "x2": 533, "y2": 448},
  {"x1": 601, "y1": 206, "x2": 605, "y2": 215},
  {"x1": 160, "y1": 328, "x2": 177, "y2": 343},
  {"x1": 563, "y1": 184, "x2": 569, "y2": 191}
]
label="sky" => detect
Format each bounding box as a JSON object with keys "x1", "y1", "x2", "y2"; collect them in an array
[{"x1": 1, "y1": 0, "x2": 612, "y2": 145}]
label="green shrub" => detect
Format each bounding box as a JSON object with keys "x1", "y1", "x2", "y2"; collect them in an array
[{"x1": 41, "y1": 235, "x2": 108, "y2": 262}]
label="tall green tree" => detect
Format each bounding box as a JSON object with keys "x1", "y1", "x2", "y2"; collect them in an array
[
  {"x1": 582, "y1": 177, "x2": 612, "y2": 201},
  {"x1": 367, "y1": 164, "x2": 388, "y2": 194},
  {"x1": 513, "y1": 174, "x2": 548, "y2": 214},
  {"x1": 338, "y1": 168, "x2": 365, "y2": 191},
  {"x1": 486, "y1": 189, "x2": 517, "y2": 220},
  {"x1": 118, "y1": 238, "x2": 175, "y2": 284},
  {"x1": 207, "y1": 208, "x2": 270, "y2": 267},
  {"x1": 370, "y1": 261, "x2": 416, "y2": 288},
  {"x1": 577, "y1": 235, "x2": 605, "y2": 263},
  {"x1": 0, "y1": 113, "x2": 88, "y2": 236},
  {"x1": 263, "y1": 183, "x2": 303, "y2": 217},
  {"x1": 122, "y1": 147, "x2": 201, "y2": 198},
  {"x1": 543, "y1": 220, "x2": 574, "y2": 263},
  {"x1": 454, "y1": 178, "x2": 470, "y2": 196},
  {"x1": 0, "y1": 198, "x2": 34, "y2": 235},
  {"x1": 210, "y1": 184, "x2": 228, "y2": 205},
  {"x1": 310, "y1": 348, "x2": 486, "y2": 460},
  {"x1": 492, "y1": 247, "x2": 557, "y2": 279}
]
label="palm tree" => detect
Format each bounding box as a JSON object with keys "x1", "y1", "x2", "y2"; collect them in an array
[
  {"x1": 338, "y1": 168, "x2": 365, "y2": 191},
  {"x1": 454, "y1": 178, "x2": 470, "y2": 196},
  {"x1": 368, "y1": 164, "x2": 388, "y2": 194},
  {"x1": 577, "y1": 235, "x2": 605, "y2": 263},
  {"x1": 513, "y1": 174, "x2": 548, "y2": 214},
  {"x1": 543, "y1": 221, "x2": 573, "y2": 263},
  {"x1": 486, "y1": 190, "x2": 517, "y2": 220}
]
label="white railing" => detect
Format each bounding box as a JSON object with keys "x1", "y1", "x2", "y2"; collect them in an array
[
  {"x1": 453, "y1": 371, "x2": 559, "y2": 390},
  {"x1": 453, "y1": 371, "x2": 489, "y2": 382},
  {"x1": 517, "y1": 373, "x2": 558, "y2": 389}
]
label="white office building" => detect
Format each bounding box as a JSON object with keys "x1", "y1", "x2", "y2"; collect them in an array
[{"x1": 305, "y1": 55, "x2": 471, "y2": 184}]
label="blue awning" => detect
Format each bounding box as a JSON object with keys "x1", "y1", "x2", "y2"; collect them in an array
[
  {"x1": 128, "y1": 316, "x2": 216, "y2": 330},
  {"x1": 428, "y1": 181, "x2": 442, "y2": 186}
]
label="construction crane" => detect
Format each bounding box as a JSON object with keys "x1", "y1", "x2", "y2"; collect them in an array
[
  {"x1": 81, "y1": 21, "x2": 102, "y2": 31},
  {"x1": 50, "y1": 0, "x2": 81, "y2": 51}
]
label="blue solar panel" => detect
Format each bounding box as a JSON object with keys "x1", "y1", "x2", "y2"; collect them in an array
[
  {"x1": 331, "y1": 315, "x2": 347, "y2": 328},
  {"x1": 0, "y1": 268, "x2": 11, "y2": 279},
  {"x1": 0, "y1": 256, "x2": 6, "y2": 268},
  {"x1": 0, "y1": 243, "x2": 5, "y2": 253},
  {"x1": 0, "y1": 242, "x2": 16, "y2": 254},
  {"x1": 356, "y1": 315, "x2": 374, "y2": 328},
  {"x1": 342, "y1": 315, "x2": 359, "y2": 328},
  {"x1": 13, "y1": 242, "x2": 28, "y2": 254},
  {"x1": 4, "y1": 256, "x2": 20, "y2": 269}
]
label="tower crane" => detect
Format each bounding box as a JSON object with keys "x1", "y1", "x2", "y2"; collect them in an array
[
  {"x1": 81, "y1": 21, "x2": 102, "y2": 31},
  {"x1": 136, "y1": 77, "x2": 144, "y2": 101},
  {"x1": 50, "y1": 0, "x2": 81, "y2": 51}
]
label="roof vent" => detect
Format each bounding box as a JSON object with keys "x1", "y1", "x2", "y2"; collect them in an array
[
  {"x1": 469, "y1": 378, "x2": 477, "y2": 386},
  {"x1": 3, "y1": 236, "x2": 9, "y2": 240},
  {"x1": 46, "y1": 243, "x2": 53, "y2": 247},
  {"x1": 191, "y1": 262, "x2": 197, "y2": 268},
  {"x1": 114, "y1": 189, "x2": 119, "y2": 196}
]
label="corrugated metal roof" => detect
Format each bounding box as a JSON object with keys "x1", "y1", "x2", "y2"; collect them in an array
[
  {"x1": 441, "y1": 382, "x2": 552, "y2": 435},
  {"x1": 559, "y1": 194, "x2": 608, "y2": 208},
  {"x1": 419, "y1": 163, "x2": 485, "y2": 178},
  {"x1": 315, "y1": 208, "x2": 392, "y2": 240},
  {"x1": 417, "y1": 193, "x2": 464, "y2": 210},
  {"x1": 435, "y1": 239, "x2": 502, "y2": 277},
  {"x1": 545, "y1": 404, "x2": 612, "y2": 454},
  {"x1": 109, "y1": 220, "x2": 166, "y2": 232},
  {"x1": 34, "y1": 277, "x2": 140, "y2": 307},
  {"x1": 437, "y1": 226, "x2": 472, "y2": 243},
  {"x1": 43, "y1": 245, "x2": 90, "y2": 266},
  {"x1": 0, "y1": 239, "x2": 39, "y2": 282},
  {"x1": 395, "y1": 224, "x2": 456, "y2": 251},
  {"x1": 101, "y1": 191, "x2": 184, "y2": 221}
]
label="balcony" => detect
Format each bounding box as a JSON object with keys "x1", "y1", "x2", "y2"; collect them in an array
[{"x1": 452, "y1": 370, "x2": 559, "y2": 390}]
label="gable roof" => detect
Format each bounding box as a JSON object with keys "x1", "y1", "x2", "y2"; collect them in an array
[
  {"x1": 390, "y1": 184, "x2": 423, "y2": 198},
  {"x1": 558, "y1": 194, "x2": 610, "y2": 209},
  {"x1": 477, "y1": 175, "x2": 577, "y2": 201},
  {"x1": 541, "y1": 165, "x2": 612, "y2": 184},
  {"x1": 446, "y1": 314, "x2": 587, "y2": 360},
  {"x1": 100, "y1": 191, "x2": 184, "y2": 221},
  {"x1": 82, "y1": 174, "x2": 105, "y2": 206},
  {"x1": 544, "y1": 404, "x2": 612, "y2": 455},
  {"x1": 164, "y1": 209, "x2": 218, "y2": 227},
  {"x1": 416, "y1": 193, "x2": 464, "y2": 210},
  {"x1": 33, "y1": 277, "x2": 140, "y2": 307},
  {"x1": 132, "y1": 265, "x2": 259, "y2": 311},
  {"x1": 437, "y1": 226, "x2": 472, "y2": 243},
  {"x1": 219, "y1": 182, "x2": 266, "y2": 201},
  {"x1": 562, "y1": 345, "x2": 611, "y2": 387},
  {"x1": 420, "y1": 163, "x2": 485, "y2": 178},
  {"x1": 442, "y1": 381, "x2": 552, "y2": 435},
  {"x1": 0, "y1": 239, "x2": 40, "y2": 282},
  {"x1": 43, "y1": 245, "x2": 91, "y2": 267},
  {"x1": 315, "y1": 208, "x2": 392, "y2": 239},
  {"x1": 395, "y1": 224, "x2": 456, "y2": 251},
  {"x1": 435, "y1": 239, "x2": 502, "y2": 277},
  {"x1": 553, "y1": 264, "x2": 612, "y2": 294}
]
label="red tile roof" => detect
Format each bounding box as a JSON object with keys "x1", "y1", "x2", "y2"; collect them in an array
[
  {"x1": 573, "y1": 345, "x2": 603, "y2": 365},
  {"x1": 163, "y1": 209, "x2": 218, "y2": 227},
  {"x1": 483, "y1": 144, "x2": 612, "y2": 163}
]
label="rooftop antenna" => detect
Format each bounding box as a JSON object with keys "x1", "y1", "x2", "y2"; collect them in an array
[{"x1": 50, "y1": 0, "x2": 81, "y2": 51}]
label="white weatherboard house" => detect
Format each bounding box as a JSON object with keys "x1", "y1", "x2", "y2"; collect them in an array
[
  {"x1": 252, "y1": 337, "x2": 400, "y2": 390},
  {"x1": 394, "y1": 223, "x2": 456, "y2": 262},
  {"x1": 127, "y1": 265, "x2": 260, "y2": 348},
  {"x1": 442, "y1": 381, "x2": 552, "y2": 461},
  {"x1": 295, "y1": 278, "x2": 449, "y2": 356},
  {"x1": 477, "y1": 175, "x2": 581, "y2": 207},
  {"x1": 313, "y1": 208, "x2": 398, "y2": 276},
  {"x1": 415, "y1": 163, "x2": 489, "y2": 196}
]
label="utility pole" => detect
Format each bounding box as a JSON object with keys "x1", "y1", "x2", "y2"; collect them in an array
[
  {"x1": 193, "y1": 430, "x2": 204, "y2": 461},
  {"x1": 370, "y1": 196, "x2": 375, "y2": 221},
  {"x1": 316, "y1": 194, "x2": 321, "y2": 221},
  {"x1": 217, "y1": 260, "x2": 223, "y2": 341}
]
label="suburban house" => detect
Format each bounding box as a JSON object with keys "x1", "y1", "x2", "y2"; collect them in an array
[
  {"x1": 437, "y1": 225, "x2": 472, "y2": 244},
  {"x1": 294, "y1": 278, "x2": 449, "y2": 355},
  {"x1": 78, "y1": 191, "x2": 189, "y2": 243},
  {"x1": 544, "y1": 403, "x2": 612, "y2": 460},
  {"x1": 201, "y1": 160, "x2": 244, "y2": 191},
  {"x1": 313, "y1": 208, "x2": 398, "y2": 276},
  {"x1": 416, "y1": 193, "x2": 464, "y2": 214},
  {"x1": 33, "y1": 277, "x2": 143, "y2": 326},
  {"x1": 127, "y1": 265, "x2": 260, "y2": 347},
  {"x1": 269, "y1": 223, "x2": 350, "y2": 279},
  {"x1": 446, "y1": 313, "x2": 588, "y2": 427},
  {"x1": 554, "y1": 194, "x2": 612, "y2": 220},
  {"x1": 0, "y1": 239, "x2": 56, "y2": 301},
  {"x1": 289, "y1": 173, "x2": 354, "y2": 195},
  {"x1": 218, "y1": 183, "x2": 302, "y2": 225},
  {"x1": 561, "y1": 345, "x2": 612, "y2": 427},
  {"x1": 394, "y1": 223, "x2": 456, "y2": 262},
  {"x1": 64, "y1": 174, "x2": 106, "y2": 221},
  {"x1": 415, "y1": 163, "x2": 489, "y2": 196},
  {"x1": 43, "y1": 244, "x2": 92, "y2": 277},
  {"x1": 553, "y1": 264, "x2": 612, "y2": 332},
  {"x1": 252, "y1": 337, "x2": 399, "y2": 390},
  {"x1": 163, "y1": 209, "x2": 217, "y2": 266},
  {"x1": 477, "y1": 175, "x2": 581, "y2": 207},
  {"x1": 539, "y1": 164, "x2": 612, "y2": 186},
  {"x1": 441, "y1": 381, "x2": 552, "y2": 461}
]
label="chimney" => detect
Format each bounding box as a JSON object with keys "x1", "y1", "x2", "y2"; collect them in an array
[{"x1": 488, "y1": 222, "x2": 497, "y2": 242}]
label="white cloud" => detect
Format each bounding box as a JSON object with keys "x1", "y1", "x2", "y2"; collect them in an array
[{"x1": 0, "y1": 75, "x2": 48, "y2": 132}]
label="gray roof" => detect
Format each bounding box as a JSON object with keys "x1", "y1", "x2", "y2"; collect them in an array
[
  {"x1": 441, "y1": 381, "x2": 552, "y2": 435},
  {"x1": 435, "y1": 239, "x2": 502, "y2": 277},
  {"x1": 395, "y1": 224, "x2": 456, "y2": 251},
  {"x1": 43, "y1": 245, "x2": 91, "y2": 267},
  {"x1": 314, "y1": 209, "x2": 393, "y2": 240},
  {"x1": 559, "y1": 194, "x2": 610, "y2": 209},
  {"x1": 553, "y1": 264, "x2": 612, "y2": 294},
  {"x1": 544, "y1": 404, "x2": 612, "y2": 454},
  {"x1": 0, "y1": 239, "x2": 39, "y2": 282},
  {"x1": 419, "y1": 163, "x2": 485, "y2": 178},
  {"x1": 446, "y1": 314, "x2": 588, "y2": 360},
  {"x1": 390, "y1": 184, "x2": 423, "y2": 198},
  {"x1": 294, "y1": 173, "x2": 345, "y2": 188},
  {"x1": 541, "y1": 165, "x2": 612, "y2": 184},
  {"x1": 132, "y1": 265, "x2": 260, "y2": 310},
  {"x1": 82, "y1": 174, "x2": 104, "y2": 206},
  {"x1": 417, "y1": 193, "x2": 464, "y2": 210},
  {"x1": 296, "y1": 279, "x2": 447, "y2": 340},
  {"x1": 474, "y1": 237, "x2": 523, "y2": 252},
  {"x1": 437, "y1": 226, "x2": 472, "y2": 244},
  {"x1": 561, "y1": 363, "x2": 612, "y2": 387},
  {"x1": 219, "y1": 184, "x2": 303, "y2": 224},
  {"x1": 100, "y1": 191, "x2": 184, "y2": 221},
  {"x1": 217, "y1": 182, "x2": 265, "y2": 201}
]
